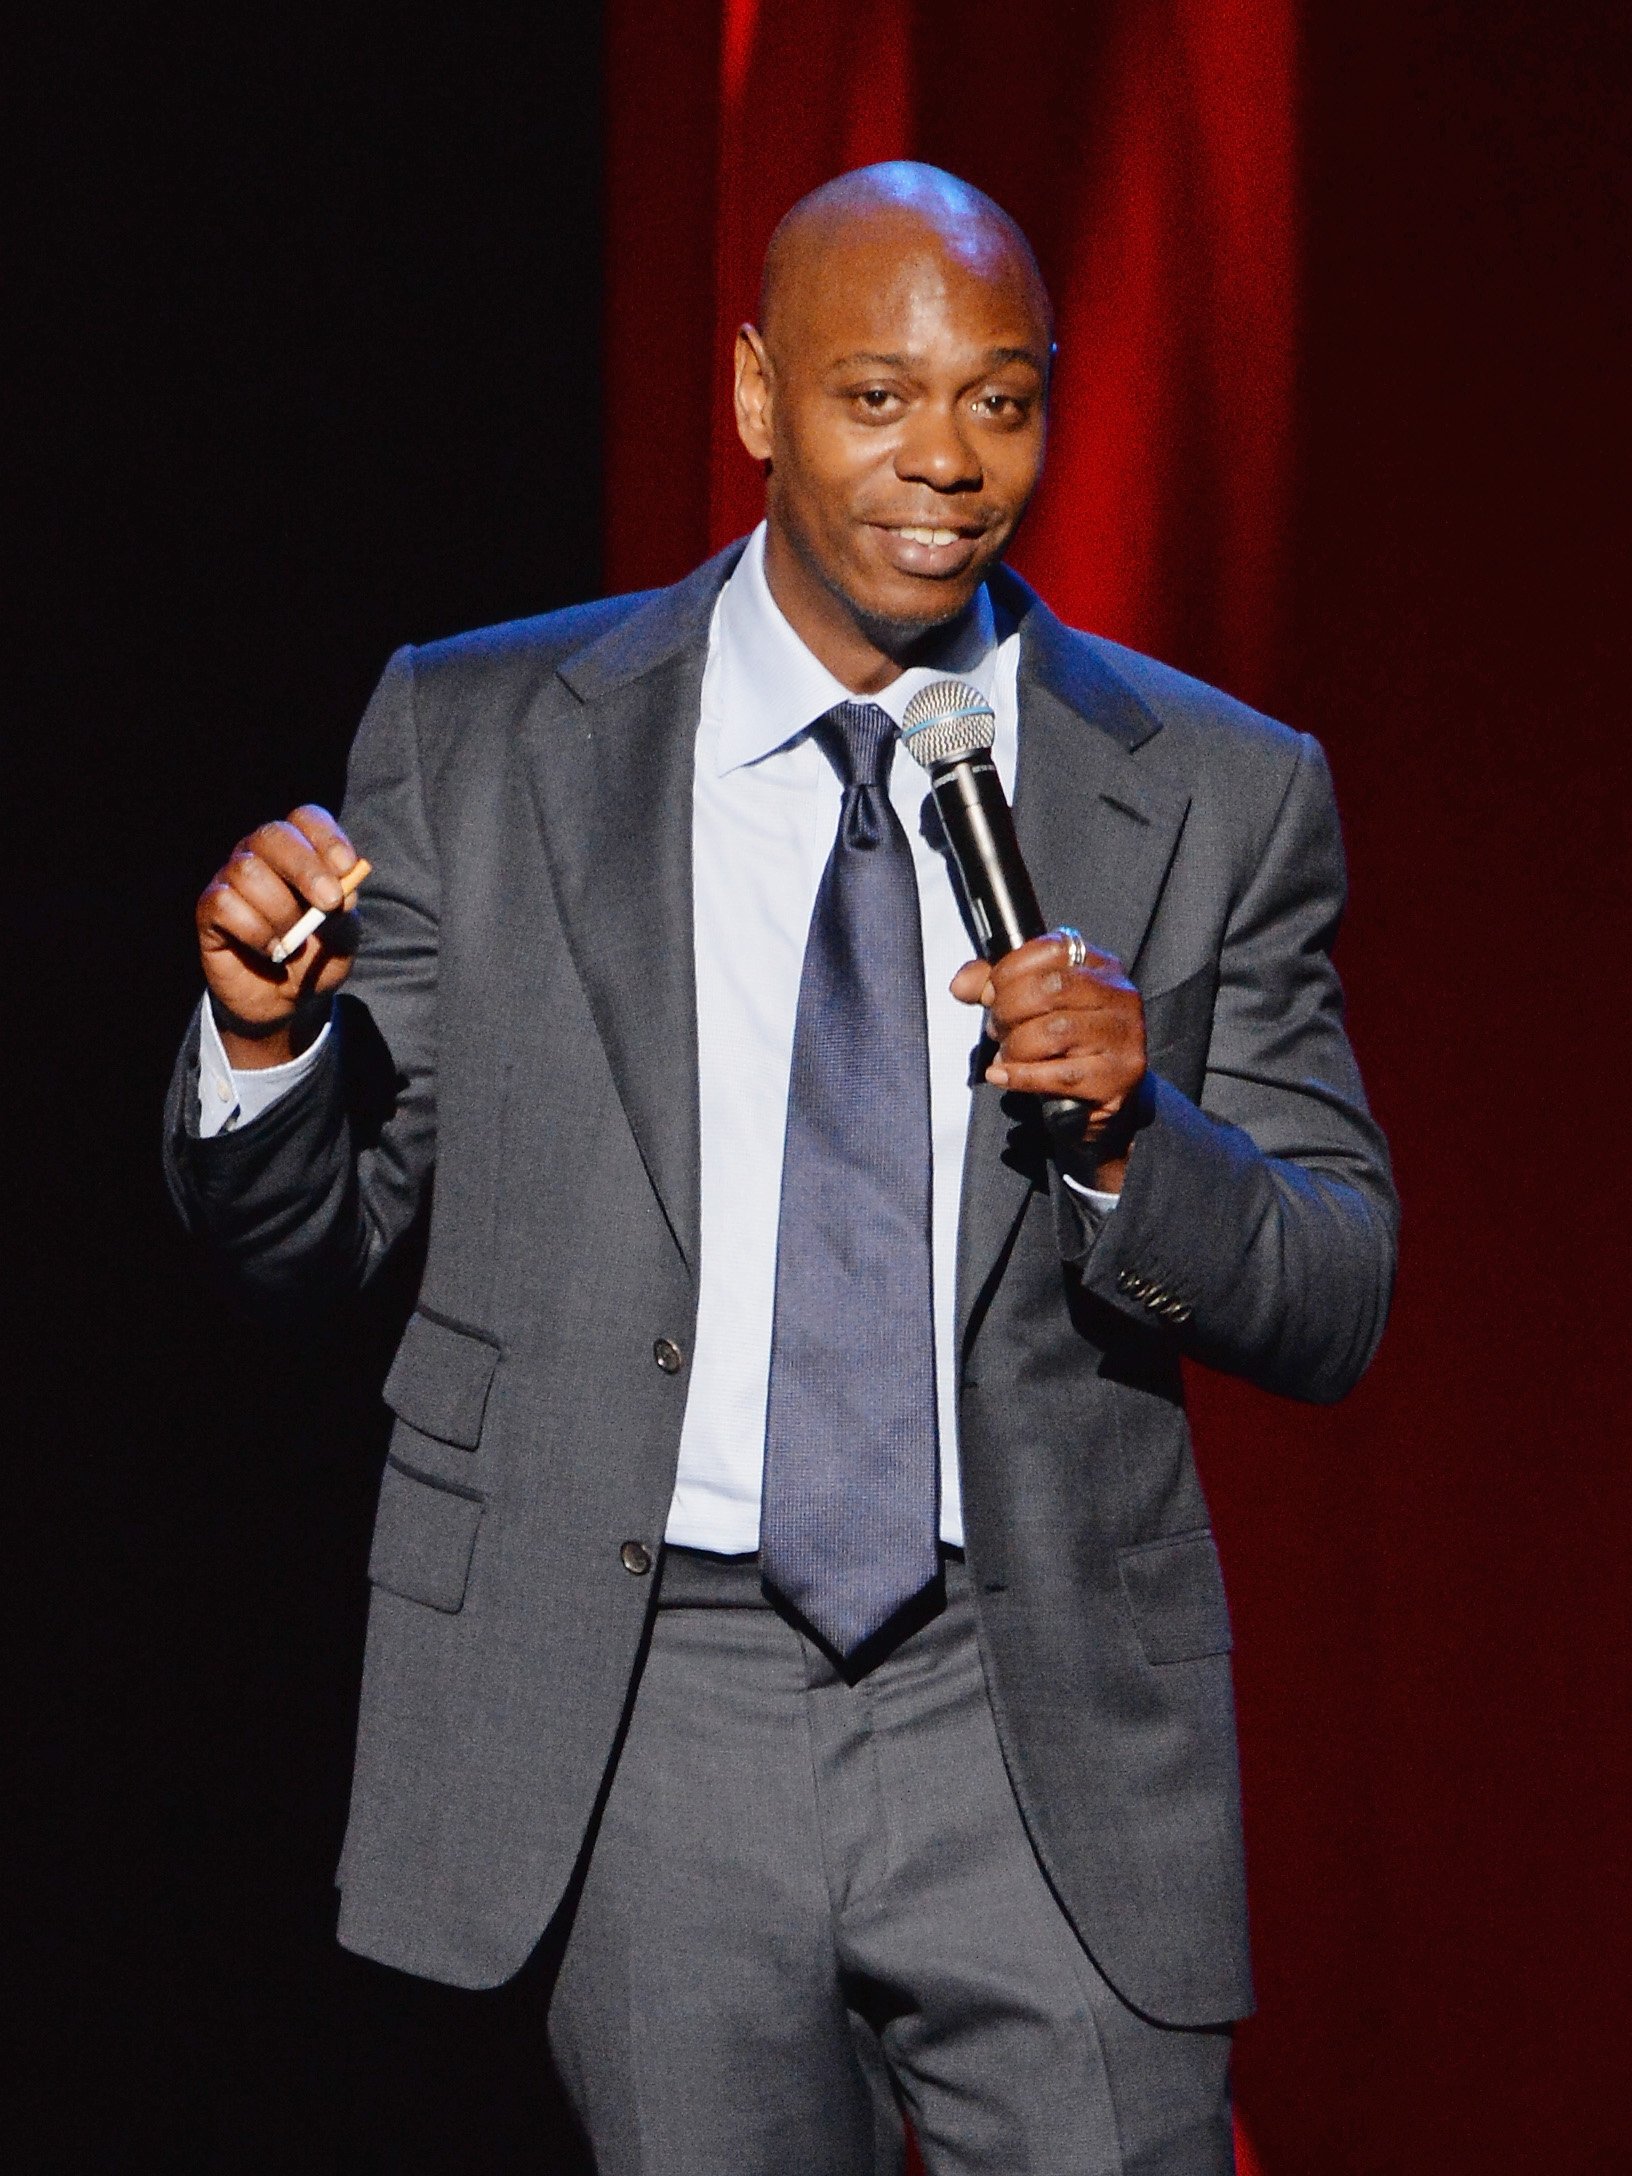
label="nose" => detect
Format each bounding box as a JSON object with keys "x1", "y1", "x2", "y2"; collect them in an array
[{"x1": 894, "y1": 400, "x2": 982, "y2": 494}]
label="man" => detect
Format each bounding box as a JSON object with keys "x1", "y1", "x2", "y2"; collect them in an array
[{"x1": 167, "y1": 165, "x2": 1396, "y2": 2173}]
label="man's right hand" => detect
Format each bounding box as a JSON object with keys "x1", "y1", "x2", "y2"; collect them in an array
[{"x1": 196, "y1": 804, "x2": 361, "y2": 1069}]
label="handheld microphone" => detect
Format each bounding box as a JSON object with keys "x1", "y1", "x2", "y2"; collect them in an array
[{"x1": 900, "y1": 678, "x2": 1089, "y2": 1155}]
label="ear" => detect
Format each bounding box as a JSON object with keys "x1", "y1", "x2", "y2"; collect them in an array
[{"x1": 734, "y1": 324, "x2": 774, "y2": 461}]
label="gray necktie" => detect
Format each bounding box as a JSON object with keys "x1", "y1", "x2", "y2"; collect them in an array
[{"x1": 760, "y1": 701, "x2": 940, "y2": 1658}]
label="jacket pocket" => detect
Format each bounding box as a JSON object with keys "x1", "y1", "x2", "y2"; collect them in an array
[
  {"x1": 1117, "y1": 1529, "x2": 1233, "y2": 1663},
  {"x1": 382, "y1": 1309, "x2": 502, "y2": 1449},
  {"x1": 368, "y1": 1457, "x2": 484, "y2": 1612}
]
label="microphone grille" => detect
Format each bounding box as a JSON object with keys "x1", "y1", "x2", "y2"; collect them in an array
[{"x1": 900, "y1": 679, "x2": 997, "y2": 771}]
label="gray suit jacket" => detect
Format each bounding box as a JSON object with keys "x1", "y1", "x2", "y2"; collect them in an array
[{"x1": 165, "y1": 543, "x2": 1396, "y2": 2026}]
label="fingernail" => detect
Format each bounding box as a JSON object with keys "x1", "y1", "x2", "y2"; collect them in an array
[{"x1": 987, "y1": 1064, "x2": 1009, "y2": 1086}]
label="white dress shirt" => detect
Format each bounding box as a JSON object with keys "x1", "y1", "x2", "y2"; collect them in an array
[
  {"x1": 198, "y1": 525, "x2": 1115, "y2": 1552},
  {"x1": 675, "y1": 527, "x2": 1115, "y2": 1550},
  {"x1": 198, "y1": 1002, "x2": 331, "y2": 1134}
]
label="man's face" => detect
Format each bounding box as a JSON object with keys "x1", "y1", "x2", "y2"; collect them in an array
[{"x1": 738, "y1": 221, "x2": 1050, "y2": 645}]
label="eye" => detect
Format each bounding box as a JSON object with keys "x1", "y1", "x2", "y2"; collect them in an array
[
  {"x1": 972, "y1": 391, "x2": 1029, "y2": 423},
  {"x1": 849, "y1": 385, "x2": 905, "y2": 418}
]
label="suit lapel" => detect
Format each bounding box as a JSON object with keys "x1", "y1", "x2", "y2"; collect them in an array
[
  {"x1": 956, "y1": 576, "x2": 1192, "y2": 1352},
  {"x1": 519, "y1": 547, "x2": 743, "y2": 1273},
  {"x1": 516, "y1": 547, "x2": 1186, "y2": 1334}
]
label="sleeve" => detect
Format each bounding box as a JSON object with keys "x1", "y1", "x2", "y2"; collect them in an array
[
  {"x1": 162, "y1": 647, "x2": 440, "y2": 1311},
  {"x1": 195, "y1": 1000, "x2": 332, "y2": 1138},
  {"x1": 1061, "y1": 733, "x2": 1398, "y2": 1404},
  {"x1": 1060, "y1": 1172, "x2": 1120, "y2": 1220}
]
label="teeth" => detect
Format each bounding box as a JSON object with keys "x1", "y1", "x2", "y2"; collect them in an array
[{"x1": 897, "y1": 526, "x2": 960, "y2": 547}]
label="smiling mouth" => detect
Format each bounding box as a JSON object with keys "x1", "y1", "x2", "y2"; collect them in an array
[
  {"x1": 866, "y1": 523, "x2": 988, "y2": 586},
  {"x1": 879, "y1": 521, "x2": 984, "y2": 548},
  {"x1": 892, "y1": 524, "x2": 964, "y2": 547}
]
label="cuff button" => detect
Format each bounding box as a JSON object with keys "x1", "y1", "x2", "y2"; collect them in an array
[{"x1": 619, "y1": 1540, "x2": 653, "y2": 1576}]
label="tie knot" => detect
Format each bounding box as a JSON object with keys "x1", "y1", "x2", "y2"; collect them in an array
[{"x1": 813, "y1": 701, "x2": 897, "y2": 791}]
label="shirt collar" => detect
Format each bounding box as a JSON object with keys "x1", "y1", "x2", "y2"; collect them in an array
[{"x1": 712, "y1": 523, "x2": 1000, "y2": 776}]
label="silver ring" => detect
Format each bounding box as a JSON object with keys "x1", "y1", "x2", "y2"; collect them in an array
[{"x1": 1057, "y1": 926, "x2": 1088, "y2": 970}]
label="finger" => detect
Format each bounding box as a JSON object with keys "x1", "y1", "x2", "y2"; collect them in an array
[
  {"x1": 986, "y1": 939, "x2": 1128, "y2": 1015},
  {"x1": 998, "y1": 1011, "x2": 1130, "y2": 1067},
  {"x1": 994, "y1": 932, "x2": 1123, "y2": 983},
  {"x1": 198, "y1": 877, "x2": 280, "y2": 960},
  {"x1": 286, "y1": 804, "x2": 358, "y2": 882},
  {"x1": 1043, "y1": 931, "x2": 1125, "y2": 980},
  {"x1": 290, "y1": 927, "x2": 355, "y2": 994},
  {"x1": 220, "y1": 843, "x2": 314, "y2": 937},
  {"x1": 988, "y1": 964, "x2": 1126, "y2": 1039},
  {"x1": 1042, "y1": 928, "x2": 1123, "y2": 973},
  {"x1": 985, "y1": 1052, "x2": 1129, "y2": 1104},
  {"x1": 996, "y1": 1011, "x2": 1075, "y2": 1065},
  {"x1": 246, "y1": 818, "x2": 346, "y2": 911},
  {"x1": 950, "y1": 959, "x2": 991, "y2": 1005},
  {"x1": 254, "y1": 914, "x2": 358, "y2": 996}
]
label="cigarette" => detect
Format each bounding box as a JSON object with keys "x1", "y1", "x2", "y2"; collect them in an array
[{"x1": 269, "y1": 858, "x2": 372, "y2": 964}]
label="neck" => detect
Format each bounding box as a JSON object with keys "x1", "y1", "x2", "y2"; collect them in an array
[{"x1": 761, "y1": 521, "x2": 977, "y2": 695}]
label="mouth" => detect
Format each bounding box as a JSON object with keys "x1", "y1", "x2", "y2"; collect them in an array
[{"x1": 868, "y1": 520, "x2": 989, "y2": 580}]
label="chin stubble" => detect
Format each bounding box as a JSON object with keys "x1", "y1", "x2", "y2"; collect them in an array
[{"x1": 820, "y1": 558, "x2": 984, "y2": 662}]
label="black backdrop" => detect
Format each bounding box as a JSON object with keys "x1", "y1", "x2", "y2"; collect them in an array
[
  {"x1": 11, "y1": 6, "x2": 1632, "y2": 2172},
  {"x1": 12, "y1": 9, "x2": 602, "y2": 2166}
]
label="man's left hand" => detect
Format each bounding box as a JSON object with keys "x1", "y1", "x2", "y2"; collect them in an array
[{"x1": 951, "y1": 933, "x2": 1147, "y2": 1191}]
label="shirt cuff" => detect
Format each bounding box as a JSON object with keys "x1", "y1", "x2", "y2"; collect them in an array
[
  {"x1": 196, "y1": 1000, "x2": 332, "y2": 1139},
  {"x1": 1060, "y1": 1170, "x2": 1120, "y2": 1220}
]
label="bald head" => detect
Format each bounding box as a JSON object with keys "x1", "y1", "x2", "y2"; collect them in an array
[
  {"x1": 759, "y1": 162, "x2": 1052, "y2": 356},
  {"x1": 733, "y1": 162, "x2": 1053, "y2": 690}
]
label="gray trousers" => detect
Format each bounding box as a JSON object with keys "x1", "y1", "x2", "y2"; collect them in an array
[{"x1": 545, "y1": 1550, "x2": 1233, "y2": 2175}]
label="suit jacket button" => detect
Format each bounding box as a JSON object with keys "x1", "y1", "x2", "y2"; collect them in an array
[
  {"x1": 619, "y1": 1540, "x2": 653, "y2": 1575},
  {"x1": 653, "y1": 1337, "x2": 684, "y2": 1374}
]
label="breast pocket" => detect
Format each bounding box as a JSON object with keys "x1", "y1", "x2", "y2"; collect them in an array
[
  {"x1": 1117, "y1": 1529, "x2": 1234, "y2": 1664},
  {"x1": 368, "y1": 1310, "x2": 504, "y2": 1613}
]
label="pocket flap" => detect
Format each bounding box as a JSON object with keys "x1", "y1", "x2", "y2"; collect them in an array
[
  {"x1": 382, "y1": 1311, "x2": 501, "y2": 1449},
  {"x1": 1117, "y1": 1530, "x2": 1233, "y2": 1663},
  {"x1": 368, "y1": 1458, "x2": 483, "y2": 1613}
]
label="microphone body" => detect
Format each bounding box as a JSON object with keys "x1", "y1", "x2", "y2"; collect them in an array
[
  {"x1": 923, "y1": 751, "x2": 1046, "y2": 960},
  {"x1": 900, "y1": 681, "x2": 1089, "y2": 1155}
]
